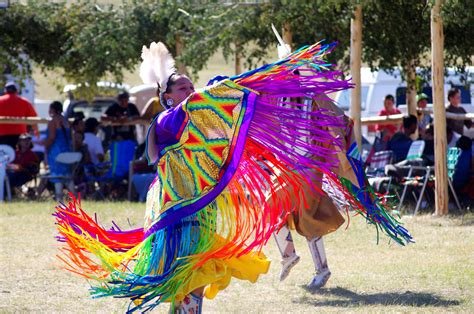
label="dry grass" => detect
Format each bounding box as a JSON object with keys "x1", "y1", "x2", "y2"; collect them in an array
[{"x1": 1, "y1": 200, "x2": 473, "y2": 313}]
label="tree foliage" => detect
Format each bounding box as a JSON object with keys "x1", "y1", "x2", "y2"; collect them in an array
[{"x1": 0, "y1": 0, "x2": 472, "y2": 95}]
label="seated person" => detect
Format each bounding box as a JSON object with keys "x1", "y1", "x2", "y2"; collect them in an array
[
  {"x1": 422, "y1": 124, "x2": 434, "y2": 165},
  {"x1": 84, "y1": 118, "x2": 104, "y2": 165},
  {"x1": 130, "y1": 142, "x2": 155, "y2": 202},
  {"x1": 416, "y1": 93, "x2": 432, "y2": 138},
  {"x1": 6, "y1": 133, "x2": 40, "y2": 188},
  {"x1": 447, "y1": 126, "x2": 461, "y2": 149},
  {"x1": 72, "y1": 131, "x2": 92, "y2": 194},
  {"x1": 387, "y1": 115, "x2": 418, "y2": 163},
  {"x1": 446, "y1": 88, "x2": 472, "y2": 135}
]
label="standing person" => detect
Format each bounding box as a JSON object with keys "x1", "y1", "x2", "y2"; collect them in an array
[
  {"x1": 0, "y1": 82, "x2": 38, "y2": 148},
  {"x1": 446, "y1": 88, "x2": 472, "y2": 135},
  {"x1": 83, "y1": 118, "x2": 104, "y2": 165},
  {"x1": 376, "y1": 94, "x2": 402, "y2": 142},
  {"x1": 37, "y1": 101, "x2": 72, "y2": 200},
  {"x1": 54, "y1": 42, "x2": 411, "y2": 313},
  {"x1": 416, "y1": 93, "x2": 432, "y2": 137},
  {"x1": 102, "y1": 91, "x2": 140, "y2": 141}
]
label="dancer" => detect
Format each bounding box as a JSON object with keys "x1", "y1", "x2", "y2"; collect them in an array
[
  {"x1": 54, "y1": 41, "x2": 411, "y2": 313},
  {"x1": 270, "y1": 38, "x2": 411, "y2": 289},
  {"x1": 274, "y1": 95, "x2": 356, "y2": 288}
]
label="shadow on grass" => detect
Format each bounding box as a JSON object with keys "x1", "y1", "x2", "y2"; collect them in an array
[{"x1": 294, "y1": 286, "x2": 461, "y2": 307}]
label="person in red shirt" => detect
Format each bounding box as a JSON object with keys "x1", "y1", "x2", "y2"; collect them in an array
[
  {"x1": 6, "y1": 133, "x2": 40, "y2": 188},
  {"x1": 0, "y1": 82, "x2": 38, "y2": 148},
  {"x1": 376, "y1": 94, "x2": 401, "y2": 141}
]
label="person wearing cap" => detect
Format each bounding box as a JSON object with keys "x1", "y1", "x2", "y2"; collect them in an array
[
  {"x1": 6, "y1": 133, "x2": 40, "y2": 189},
  {"x1": 0, "y1": 82, "x2": 38, "y2": 148},
  {"x1": 416, "y1": 93, "x2": 432, "y2": 137},
  {"x1": 84, "y1": 117, "x2": 104, "y2": 164},
  {"x1": 102, "y1": 91, "x2": 140, "y2": 141}
]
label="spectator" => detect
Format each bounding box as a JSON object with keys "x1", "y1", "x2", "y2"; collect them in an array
[
  {"x1": 422, "y1": 124, "x2": 435, "y2": 165},
  {"x1": 416, "y1": 93, "x2": 432, "y2": 137},
  {"x1": 72, "y1": 117, "x2": 85, "y2": 134},
  {"x1": 72, "y1": 131, "x2": 91, "y2": 189},
  {"x1": 73, "y1": 131, "x2": 91, "y2": 165},
  {"x1": 446, "y1": 88, "x2": 472, "y2": 135},
  {"x1": 130, "y1": 142, "x2": 155, "y2": 202},
  {"x1": 0, "y1": 82, "x2": 38, "y2": 148},
  {"x1": 84, "y1": 117, "x2": 104, "y2": 164},
  {"x1": 6, "y1": 133, "x2": 40, "y2": 188},
  {"x1": 141, "y1": 88, "x2": 165, "y2": 121},
  {"x1": 37, "y1": 101, "x2": 72, "y2": 200},
  {"x1": 387, "y1": 115, "x2": 418, "y2": 163},
  {"x1": 102, "y1": 91, "x2": 140, "y2": 141},
  {"x1": 447, "y1": 126, "x2": 461, "y2": 149},
  {"x1": 376, "y1": 94, "x2": 401, "y2": 142}
]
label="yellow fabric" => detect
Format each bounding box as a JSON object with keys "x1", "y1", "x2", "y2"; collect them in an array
[{"x1": 174, "y1": 236, "x2": 270, "y2": 302}]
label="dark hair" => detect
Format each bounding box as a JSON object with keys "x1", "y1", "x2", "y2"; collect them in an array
[
  {"x1": 118, "y1": 91, "x2": 129, "y2": 100},
  {"x1": 403, "y1": 114, "x2": 418, "y2": 129},
  {"x1": 385, "y1": 94, "x2": 395, "y2": 102},
  {"x1": 85, "y1": 117, "x2": 99, "y2": 133},
  {"x1": 447, "y1": 88, "x2": 460, "y2": 101},
  {"x1": 49, "y1": 101, "x2": 63, "y2": 114},
  {"x1": 159, "y1": 73, "x2": 190, "y2": 108},
  {"x1": 72, "y1": 118, "x2": 83, "y2": 127}
]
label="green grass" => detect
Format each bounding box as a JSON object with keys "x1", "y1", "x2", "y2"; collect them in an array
[{"x1": 1, "y1": 200, "x2": 473, "y2": 313}]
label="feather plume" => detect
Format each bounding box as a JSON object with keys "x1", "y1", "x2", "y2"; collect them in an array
[{"x1": 139, "y1": 42, "x2": 176, "y2": 92}]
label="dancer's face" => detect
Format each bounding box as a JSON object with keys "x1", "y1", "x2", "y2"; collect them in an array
[{"x1": 164, "y1": 76, "x2": 194, "y2": 107}]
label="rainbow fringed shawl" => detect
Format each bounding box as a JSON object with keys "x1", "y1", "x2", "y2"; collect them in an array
[{"x1": 54, "y1": 41, "x2": 412, "y2": 313}]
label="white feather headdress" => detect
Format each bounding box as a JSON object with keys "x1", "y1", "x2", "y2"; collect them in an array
[{"x1": 139, "y1": 42, "x2": 176, "y2": 93}]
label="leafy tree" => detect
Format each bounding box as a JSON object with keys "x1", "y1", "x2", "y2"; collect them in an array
[{"x1": 443, "y1": 0, "x2": 474, "y2": 76}]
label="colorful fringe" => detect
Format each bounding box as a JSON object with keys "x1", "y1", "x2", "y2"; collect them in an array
[{"x1": 54, "y1": 41, "x2": 411, "y2": 313}]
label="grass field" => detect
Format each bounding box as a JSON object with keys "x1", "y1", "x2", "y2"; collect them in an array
[{"x1": 1, "y1": 200, "x2": 473, "y2": 313}]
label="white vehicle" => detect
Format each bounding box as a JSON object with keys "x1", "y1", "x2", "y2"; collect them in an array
[{"x1": 334, "y1": 67, "x2": 474, "y2": 136}]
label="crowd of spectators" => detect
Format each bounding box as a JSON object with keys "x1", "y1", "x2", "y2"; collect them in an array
[
  {"x1": 1, "y1": 82, "x2": 473, "y2": 205},
  {"x1": 372, "y1": 88, "x2": 473, "y2": 205},
  {"x1": 0, "y1": 84, "x2": 154, "y2": 201}
]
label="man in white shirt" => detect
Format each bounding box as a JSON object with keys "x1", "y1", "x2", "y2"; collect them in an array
[{"x1": 84, "y1": 118, "x2": 104, "y2": 164}]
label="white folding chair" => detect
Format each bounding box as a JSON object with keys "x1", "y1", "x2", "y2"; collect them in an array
[
  {"x1": 396, "y1": 140, "x2": 427, "y2": 212},
  {"x1": 0, "y1": 145, "x2": 15, "y2": 202},
  {"x1": 40, "y1": 152, "x2": 82, "y2": 199}
]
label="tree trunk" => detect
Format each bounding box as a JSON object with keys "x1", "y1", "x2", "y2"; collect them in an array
[
  {"x1": 282, "y1": 22, "x2": 293, "y2": 49},
  {"x1": 235, "y1": 42, "x2": 242, "y2": 75},
  {"x1": 350, "y1": 4, "x2": 363, "y2": 150},
  {"x1": 175, "y1": 35, "x2": 188, "y2": 75},
  {"x1": 406, "y1": 59, "x2": 417, "y2": 117},
  {"x1": 431, "y1": 0, "x2": 448, "y2": 216}
]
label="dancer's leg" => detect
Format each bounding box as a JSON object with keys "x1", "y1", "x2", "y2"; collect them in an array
[
  {"x1": 307, "y1": 236, "x2": 331, "y2": 289},
  {"x1": 273, "y1": 225, "x2": 300, "y2": 281}
]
